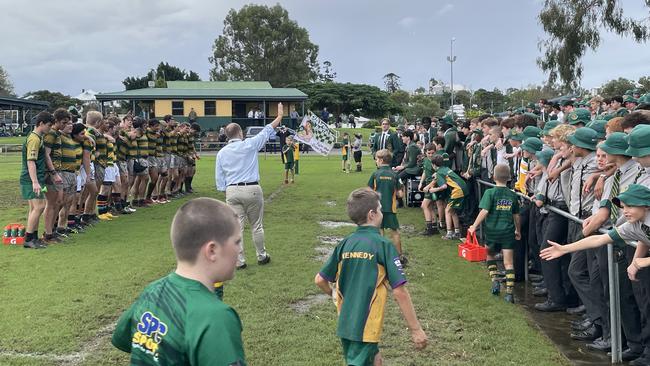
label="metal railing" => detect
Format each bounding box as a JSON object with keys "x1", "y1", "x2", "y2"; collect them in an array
[{"x1": 476, "y1": 179, "x2": 627, "y2": 363}]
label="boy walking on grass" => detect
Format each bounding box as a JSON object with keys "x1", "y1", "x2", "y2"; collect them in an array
[
  {"x1": 368, "y1": 149, "x2": 407, "y2": 265},
  {"x1": 315, "y1": 187, "x2": 427, "y2": 366},
  {"x1": 282, "y1": 135, "x2": 295, "y2": 184},
  {"x1": 468, "y1": 164, "x2": 521, "y2": 303}
]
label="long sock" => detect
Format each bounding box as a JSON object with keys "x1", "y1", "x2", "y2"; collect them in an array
[
  {"x1": 146, "y1": 183, "x2": 156, "y2": 199},
  {"x1": 97, "y1": 195, "x2": 108, "y2": 215},
  {"x1": 487, "y1": 260, "x2": 498, "y2": 281},
  {"x1": 25, "y1": 232, "x2": 34, "y2": 242},
  {"x1": 112, "y1": 193, "x2": 122, "y2": 210},
  {"x1": 68, "y1": 215, "x2": 76, "y2": 228},
  {"x1": 34, "y1": 230, "x2": 38, "y2": 240},
  {"x1": 505, "y1": 269, "x2": 515, "y2": 294},
  {"x1": 425, "y1": 221, "x2": 432, "y2": 230}
]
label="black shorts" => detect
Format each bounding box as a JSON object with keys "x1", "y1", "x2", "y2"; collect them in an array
[{"x1": 353, "y1": 150, "x2": 362, "y2": 163}]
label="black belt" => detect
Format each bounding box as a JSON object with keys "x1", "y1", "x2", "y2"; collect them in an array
[
  {"x1": 61, "y1": 170, "x2": 76, "y2": 173},
  {"x1": 229, "y1": 181, "x2": 258, "y2": 186},
  {"x1": 548, "y1": 200, "x2": 568, "y2": 209}
]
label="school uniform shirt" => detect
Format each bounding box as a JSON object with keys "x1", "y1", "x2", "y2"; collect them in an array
[
  {"x1": 111, "y1": 273, "x2": 246, "y2": 366},
  {"x1": 422, "y1": 158, "x2": 434, "y2": 184},
  {"x1": 479, "y1": 186, "x2": 520, "y2": 245},
  {"x1": 525, "y1": 160, "x2": 540, "y2": 196},
  {"x1": 569, "y1": 153, "x2": 598, "y2": 217},
  {"x1": 43, "y1": 129, "x2": 62, "y2": 171},
  {"x1": 435, "y1": 166, "x2": 468, "y2": 199},
  {"x1": 600, "y1": 159, "x2": 641, "y2": 224},
  {"x1": 402, "y1": 142, "x2": 421, "y2": 175},
  {"x1": 318, "y1": 225, "x2": 407, "y2": 343},
  {"x1": 368, "y1": 166, "x2": 402, "y2": 213},
  {"x1": 514, "y1": 157, "x2": 529, "y2": 195},
  {"x1": 559, "y1": 159, "x2": 572, "y2": 204},
  {"x1": 282, "y1": 143, "x2": 295, "y2": 163},
  {"x1": 20, "y1": 131, "x2": 46, "y2": 185},
  {"x1": 608, "y1": 213, "x2": 650, "y2": 250}
]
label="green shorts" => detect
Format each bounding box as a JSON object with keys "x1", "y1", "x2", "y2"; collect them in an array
[
  {"x1": 485, "y1": 238, "x2": 516, "y2": 252},
  {"x1": 447, "y1": 196, "x2": 465, "y2": 211},
  {"x1": 381, "y1": 212, "x2": 399, "y2": 230},
  {"x1": 423, "y1": 192, "x2": 436, "y2": 201},
  {"x1": 342, "y1": 155, "x2": 348, "y2": 161},
  {"x1": 21, "y1": 183, "x2": 45, "y2": 200},
  {"x1": 285, "y1": 161, "x2": 294, "y2": 170},
  {"x1": 341, "y1": 339, "x2": 379, "y2": 366}
]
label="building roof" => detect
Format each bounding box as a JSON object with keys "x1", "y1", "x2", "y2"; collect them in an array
[
  {"x1": 96, "y1": 81, "x2": 306, "y2": 101},
  {"x1": 0, "y1": 96, "x2": 49, "y2": 109}
]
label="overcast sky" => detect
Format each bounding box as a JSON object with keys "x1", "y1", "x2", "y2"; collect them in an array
[{"x1": 1, "y1": 0, "x2": 649, "y2": 97}]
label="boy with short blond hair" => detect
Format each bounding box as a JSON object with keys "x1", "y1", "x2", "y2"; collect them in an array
[
  {"x1": 282, "y1": 135, "x2": 295, "y2": 184},
  {"x1": 315, "y1": 187, "x2": 427, "y2": 366}
]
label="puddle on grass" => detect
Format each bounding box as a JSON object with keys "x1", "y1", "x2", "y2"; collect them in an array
[
  {"x1": 319, "y1": 221, "x2": 355, "y2": 229},
  {"x1": 289, "y1": 294, "x2": 331, "y2": 314},
  {"x1": 317, "y1": 235, "x2": 343, "y2": 246},
  {"x1": 314, "y1": 247, "x2": 334, "y2": 262},
  {"x1": 325, "y1": 201, "x2": 337, "y2": 207},
  {"x1": 401, "y1": 224, "x2": 416, "y2": 234}
]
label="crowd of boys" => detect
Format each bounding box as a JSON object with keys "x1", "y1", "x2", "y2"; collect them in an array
[
  {"x1": 359, "y1": 89, "x2": 650, "y2": 364},
  {"x1": 19, "y1": 108, "x2": 200, "y2": 249}
]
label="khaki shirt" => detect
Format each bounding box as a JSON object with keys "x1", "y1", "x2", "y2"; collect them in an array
[
  {"x1": 569, "y1": 153, "x2": 598, "y2": 217},
  {"x1": 607, "y1": 214, "x2": 650, "y2": 249}
]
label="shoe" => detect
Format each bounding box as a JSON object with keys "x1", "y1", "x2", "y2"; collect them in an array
[
  {"x1": 504, "y1": 294, "x2": 514, "y2": 304},
  {"x1": 571, "y1": 317, "x2": 591, "y2": 327},
  {"x1": 621, "y1": 347, "x2": 645, "y2": 362},
  {"x1": 571, "y1": 319, "x2": 594, "y2": 331},
  {"x1": 55, "y1": 229, "x2": 69, "y2": 238},
  {"x1": 570, "y1": 324, "x2": 602, "y2": 341},
  {"x1": 119, "y1": 209, "x2": 132, "y2": 215},
  {"x1": 441, "y1": 233, "x2": 455, "y2": 240},
  {"x1": 567, "y1": 304, "x2": 586, "y2": 315},
  {"x1": 41, "y1": 234, "x2": 62, "y2": 244},
  {"x1": 97, "y1": 214, "x2": 113, "y2": 221},
  {"x1": 532, "y1": 287, "x2": 548, "y2": 297},
  {"x1": 23, "y1": 239, "x2": 46, "y2": 249},
  {"x1": 105, "y1": 212, "x2": 119, "y2": 219},
  {"x1": 534, "y1": 300, "x2": 567, "y2": 312},
  {"x1": 236, "y1": 263, "x2": 247, "y2": 270},
  {"x1": 528, "y1": 273, "x2": 544, "y2": 282},
  {"x1": 491, "y1": 281, "x2": 500, "y2": 295},
  {"x1": 73, "y1": 224, "x2": 86, "y2": 233},
  {"x1": 452, "y1": 232, "x2": 462, "y2": 240},
  {"x1": 258, "y1": 254, "x2": 271, "y2": 265},
  {"x1": 630, "y1": 354, "x2": 650, "y2": 366},
  {"x1": 531, "y1": 280, "x2": 545, "y2": 287},
  {"x1": 144, "y1": 199, "x2": 154, "y2": 205},
  {"x1": 420, "y1": 228, "x2": 434, "y2": 236},
  {"x1": 125, "y1": 206, "x2": 137, "y2": 213},
  {"x1": 586, "y1": 337, "x2": 611, "y2": 352},
  {"x1": 399, "y1": 255, "x2": 408, "y2": 267}
]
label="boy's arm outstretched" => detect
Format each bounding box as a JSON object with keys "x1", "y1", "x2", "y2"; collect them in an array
[
  {"x1": 540, "y1": 234, "x2": 613, "y2": 260},
  {"x1": 393, "y1": 285, "x2": 428, "y2": 350}
]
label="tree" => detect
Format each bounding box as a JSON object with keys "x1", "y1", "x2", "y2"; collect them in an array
[
  {"x1": 504, "y1": 84, "x2": 562, "y2": 108},
  {"x1": 472, "y1": 88, "x2": 508, "y2": 113},
  {"x1": 599, "y1": 77, "x2": 637, "y2": 97},
  {"x1": 414, "y1": 86, "x2": 426, "y2": 94},
  {"x1": 123, "y1": 62, "x2": 202, "y2": 90},
  {"x1": 636, "y1": 76, "x2": 650, "y2": 94},
  {"x1": 209, "y1": 4, "x2": 319, "y2": 87},
  {"x1": 405, "y1": 94, "x2": 443, "y2": 121},
  {"x1": 23, "y1": 90, "x2": 82, "y2": 112},
  {"x1": 383, "y1": 73, "x2": 401, "y2": 93},
  {"x1": 0, "y1": 65, "x2": 15, "y2": 97},
  {"x1": 538, "y1": 0, "x2": 650, "y2": 90},
  {"x1": 318, "y1": 61, "x2": 337, "y2": 82},
  {"x1": 388, "y1": 90, "x2": 410, "y2": 106}
]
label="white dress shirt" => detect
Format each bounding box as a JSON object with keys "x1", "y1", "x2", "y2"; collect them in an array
[{"x1": 216, "y1": 124, "x2": 274, "y2": 191}]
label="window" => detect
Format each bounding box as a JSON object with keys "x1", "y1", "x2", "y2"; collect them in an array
[
  {"x1": 172, "y1": 101, "x2": 184, "y2": 116},
  {"x1": 204, "y1": 101, "x2": 216, "y2": 116}
]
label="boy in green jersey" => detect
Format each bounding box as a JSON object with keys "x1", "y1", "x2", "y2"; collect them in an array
[
  {"x1": 282, "y1": 135, "x2": 296, "y2": 184},
  {"x1": 20, "y1": 111, "x2": 54, "y2": 249},
  {"x1": 112, "y1": 198, "x2": 247, "y2": 365},
  {"x1": 468, "y1": 164, "x2": 521, "y2": 303},
  {"x1": 342, "y1": 132, "x2": 351, "y2": 173},
  {"x1": 315, "y1": 188, "x2": 427, "y2": 366},
  {"x1": 418, "y1": 144, "x2": 439, "y2": 236},
  {"x1": 368, "y1": 149, "x2": 406, "y2": 264},
  {"x1": 428, "y1": 154, "x2": 468, "y2": 240}
]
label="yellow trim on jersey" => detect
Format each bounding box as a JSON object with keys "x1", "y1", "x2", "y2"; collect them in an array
[
  {"x1": 446, "y1": 176, "x2": 464, "y2": 199},
  {"x1": 362, "y1": 265, "x2": 388, "y2": 343}
]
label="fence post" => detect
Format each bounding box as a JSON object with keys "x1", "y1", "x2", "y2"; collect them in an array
[{"x1": 608, "y1": 244, "x2": 623, "y2": 363}]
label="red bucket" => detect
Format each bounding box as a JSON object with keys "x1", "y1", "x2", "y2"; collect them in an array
[{"x1": 458, "y1": 231, "x2": 487, "y2": 262}]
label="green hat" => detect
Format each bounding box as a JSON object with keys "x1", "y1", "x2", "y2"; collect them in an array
[
  {"x1": 624, "y1": 95, "x2": 639, "y2": 104},
  {"x1": 585, "y1": 120, "x2": 606, "y2": 140},
  {"x1": 441, "y1": 114, "x2": 454, "y2": 126},
  {"x1": 472, "y1": 128, "x2": 484, "y2": 137},
  {"x1": 509, "y1": 130, "x2": 524, "y2": 141},
  {"x1": 598, "y1": 132, "x2": 630, "y2": 156},
  {"x1": 513, "y1": 107, "x2": 525, "y2": 115},
  {"x1": 523, "y1": 112, "x2": 539, "y2": 121},
  {"x1": 526, "y1": 102, "x2": 536, "y2": 109},
  {"x1": 522, "y1": 126, "x2": 542, "y2": 139},
  {"x1": 542, "y1": 121, "x2": 560, "y2": 136},
  {"x1": 535, "y1": 148, "x2": 555, "y2": 167},
  {"x1": 566, "y1": 108, "x2": 591, "y2": 125},
  {"x1": 625, "y1": 124, "x2": 650, "y2": 157},
  {"x1": 637, "y1": 94, "x2": 650, "y2": 109},
  {"x1": 521, "y1": 137, "x2": 543, "y2": 154},
  {"x1": 625, "y1": 89, "x2": 634, "y2": 96},
  {"x1": 615, "y1": 107, "x2": 630, "y2": 117},
  {"x1": 568, "y1": 127, "x2": 598, "y2": 151},
  {"x1": 612, "y1": 184, "x2": 650, "y2": 208}
]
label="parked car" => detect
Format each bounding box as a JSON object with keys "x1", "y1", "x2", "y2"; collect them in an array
[{"x1": 244, "y1": 126, "x2": 277, "y2": 142}]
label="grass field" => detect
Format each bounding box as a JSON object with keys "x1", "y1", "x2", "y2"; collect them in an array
[
  {"x1": 0, "y1": 136, "x2": 27, "y2": 145},
  {"x1": 0, "y1": 152, "x2": 569, "y2": 365}
]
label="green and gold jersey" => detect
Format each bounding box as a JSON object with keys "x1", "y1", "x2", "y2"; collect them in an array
[
  {"x1": 479, "y1": 186, "x2": 520, "y2": 245},
  {"x1": 60, "y1": 133, "x2": 81, "y2": 172},
  {"x1": 435, "y1": 166, "x2": 468, "y2": 199},
  {"x1": 94, "y1": 130, "x2": 108, "y2": 167},
  {"x1": 43, "y1": 129, "x2": 62, "y2": 171},
  {"x1": 161, "y1": 131, "x2": 171, "y2": 154},
  {"x1": 177, "y1": 135, "x2": 187, "y2": 156},
  {"x1": 282, "y1": 143, "x2": 294, "y2": 163},
  {"x1": 146, "y1": 129, "x2": 158, "y2": 157},
  {"x1": 188, "y1": 134, "x2": 196, "y2": 154},
  {"x1": 319, "y1": 226, "x2": 407, "y2": 343},
  {"x1": 107, "y1": 141, "x2": 115, "y2": 165},
  {"x1": 341, "y1": 137, "x2": 350, "y2": 156},
  {"x1": 112, "y1": 273, "x2": 246, "y2": 366},
  {"x1": 136, "y1": 134, "x2": 149, "y2": 159},
  {"x1": 116, "y1": 130, "x2": 128, "y2": 161},
  {"x1": 422, "y1": 157, "x2": 434, "y2": 184},
  {"x1": 169, "y1": 132, "x2": 178, "y2": 154},
  {"x1": 367, "y1": 166, "x2": 403, "y2": 213},
  {"x1": 83, "y1": 128, "x2": 97, "y2": 162},
  {"x1": 20, "y1": 131, "x2": 46, "y2": 185}
]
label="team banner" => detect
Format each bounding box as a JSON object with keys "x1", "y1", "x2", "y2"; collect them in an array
[{"x1": 293, "y1": 113, "x2": 335, "y2": 156}]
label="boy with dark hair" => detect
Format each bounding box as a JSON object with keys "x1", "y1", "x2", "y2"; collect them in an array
[
  {"x1": 20, "y1": 111, "x2": 54, "y2": 248},
  {"x1": 418, "y1": 144, "x2": 439, "y2": 235},
  {"x1": 314, "y1": 187, "x2": 427, "y2": 366},
  {"x1": 369, "y1": 149, "x2": 406, "y2": 264},
  {"x1": 429, "y1": 154, "x2": 468, "y2": 240},
  {"x1": 112, "y1": 198, "x2": 247, "y2": 365},
  {"x1": 468, "y1": 164, "x2": 521, "y2": 303},
  {"x1": 42, "y1": 108, "x2": 67, "y2": 243}
]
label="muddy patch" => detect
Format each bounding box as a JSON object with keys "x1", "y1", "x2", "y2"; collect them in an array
[
  {"x1": 317, "y1": 235, "x2": 343, "y2": 246},
  {"x1": 325, "y1": 201, "x2": 337, "y2": 207},
  {"x1": 314, "y1": 246, "x2": 334, "y2": 262},
  {"x1": 289, "y1": 293, "x2": 331, "y2": 314},
  {"x1": 401, "y1": 224, "x2": 416, "y2": 234},
  {"x1": 319, "y1": 220, "x2": 355, "y2": 229}
]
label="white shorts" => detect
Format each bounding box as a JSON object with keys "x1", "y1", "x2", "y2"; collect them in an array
[
  {"x1": 103, "y1": 165, "x2": 119, "y2": 183},
  {"x1": 77, "y1": 162, "x2": 96, "y2": 192}
]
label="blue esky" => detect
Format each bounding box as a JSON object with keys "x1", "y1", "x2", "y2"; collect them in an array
[{"x1": 1, "y1": 0, "x2": 649, "y2": 97}]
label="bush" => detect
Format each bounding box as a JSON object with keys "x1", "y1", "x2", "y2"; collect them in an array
[{"x1": 362, "y1": 119, "x2": 379, "y2": 128}]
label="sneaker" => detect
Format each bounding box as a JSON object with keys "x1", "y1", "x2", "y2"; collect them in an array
[
  {"x1": 257, "y1": 254, "x2": 271, "y2": 265},
  {"x1": 41, "y1": 234, "x2": 62, "y2": 244},
  {"x1": 55, "y1": 229, "x2": 69, "y2": 238},
  {"x1": 504, "y1": 294, "x2": 515, "y2": 304},
  {"x1": 23, "y1": 239, "x2": 46, "y2": 249},
  {"x1": 441, "y1": 232, "x2": 455, "y2": 240},
  {"x1": 125, "y1": 206, "x2": 137, "y2": 213},
  {"x1": 491, "y1": 281, "x2": 500, "y2": 295},
  {"x1": 119, "y1": 208, "x2": 132, "y2": 215},
  {"x1": 452, "y1": 232, "x2": 462, "y2": 240},
  {"x1": 236, "y1": 263, "x2": 247, "y2": 270},
  {"x1": 144, "y1": 199, "x2": 154, "y2": 205},
  {"x1": 97, "y1": 214, "x2": 113, "y2": 221},
  {"x1": 399, "y1": 255, "x2": 409, "y2": 267}
]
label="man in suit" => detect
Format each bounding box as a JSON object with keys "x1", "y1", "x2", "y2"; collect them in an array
[{"x1": 372, "y1": 118, "x2": 401, "y2": 165}]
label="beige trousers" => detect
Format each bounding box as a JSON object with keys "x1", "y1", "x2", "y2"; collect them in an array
[{"x1": 225, "y1": 185, "x2": 268, "y2": 264}]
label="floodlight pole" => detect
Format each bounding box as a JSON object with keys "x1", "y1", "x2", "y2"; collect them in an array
[{"x1": 447, "y1": 37, "x2": 457, "y2": 112}]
